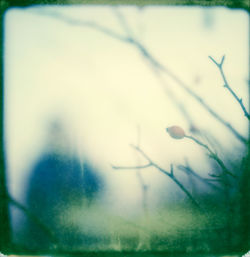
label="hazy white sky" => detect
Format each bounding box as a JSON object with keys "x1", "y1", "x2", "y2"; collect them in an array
[{"x1": 4, "y1": 5, "x2": 249, "y2": 214}]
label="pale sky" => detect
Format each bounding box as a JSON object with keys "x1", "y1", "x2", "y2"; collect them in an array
[{"x1": 4, "y1": 5, "x2": 249, "y2": 215}]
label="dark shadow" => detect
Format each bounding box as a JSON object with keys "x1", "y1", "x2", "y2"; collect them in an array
[{"x1": 21, "y1": 118, "x2": 103, "y2": 250}]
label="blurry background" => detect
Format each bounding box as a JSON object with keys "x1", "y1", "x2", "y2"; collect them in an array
[{"x1": 3, "y1": 5, "x2": 249, "y2": 253}]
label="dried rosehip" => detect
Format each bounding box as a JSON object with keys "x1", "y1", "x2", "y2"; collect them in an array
[{"x1": 166, "y1": 126, "x2": 185, "y2": 139}]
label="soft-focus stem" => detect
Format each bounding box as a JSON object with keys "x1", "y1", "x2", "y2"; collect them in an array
[{"x1": 185, "y1": 135, "x2": 236, "y2": 178}]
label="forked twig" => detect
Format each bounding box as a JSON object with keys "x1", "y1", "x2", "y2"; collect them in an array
[
  {"x1": 177, "y1": 164, "x2": 222, "y2": 191},
  {"x1": 209, "y1": 55, "x2": 250, "y2": 120},
  {"x1": 112, "y1": 144, "x2": 201, "y2": 210},
  {"x1": 185, "y1": 135, "x2": 236, "y2": 179}
]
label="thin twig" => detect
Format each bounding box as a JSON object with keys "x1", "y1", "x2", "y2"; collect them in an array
[
  {"x1": 112, "y1": 8, "x2": 134, "y2": 38},
  {"x1": 31, "y1": 9, "x2": 129, "y2": 43},
  {"x1": 112, "y1": 145, "x2": 201, "y2": 209},
  {"x1": 135, "y1": 125, "x2": 149, "y2": 215},
  {"x1": 170, "y1": 163, "x2": 174, "y2": 176},
  {"x1": 124, "y1": 37, "x2": 247, "y2": 144},
  {"x1": 185, "y1": 135, "x2": 236, "y2": 178},
  {"x1": 209, "y1": 55, "x2": 250, "y2": 120},
  {"x1": 131, "y1": 145, "x2": 201, "y2": 209},
  {"x1": 158, "y1": 61, "x2": 247, "y2": 144},
  {"x1": 112, "y1": 163, "x2": 152, "y2": 170},
  {"x1": 177, "y1": 164, "x2": 222, "y2": 191}
]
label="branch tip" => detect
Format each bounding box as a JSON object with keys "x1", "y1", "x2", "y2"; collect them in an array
[
  {"x1": 208, "y1": 55, "x2": 218, "y2": 66},
  {"x1": 130, "y1": 143, "x2": 137, "y2": 150},
  {"x1": 170, "y1": 164, "x2": 174, "y2": 176},
  {"x1": 221, "y1": 55, "x2": 225, "y2": 66},
  {"x1": 210, "y1": 53, "x2": 250, "y2": 122}
]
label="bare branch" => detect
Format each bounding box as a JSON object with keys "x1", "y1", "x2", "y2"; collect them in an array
[
  {"x1": 159, "y1": 63, "x2": 247, "y2": 143},
  {"x1": 112, "y1": 144, "x2": 201, "y2": 209},
  {"x1": 209, "y1": 55, "x2": 225, "y2": 68},
  {"x1": 33, "y1": 9, "x2": 247, "y2": 143},
  {"x1": 31, "y1": 9, "x2": 130, "y2": 43},
  {"x1": 125, "y1": 39, "x2": 247, "y2": 144},
  {"x1": 129, "y1": 145, "x2": 201, "y2": 209},
  {"x1": 135, "y1": 125, "x2": 149, "y2": 215},
  {"x1": 130, "y1": 144, "x2": 170, "y2": 177},
  {"x1": 209, "y1": 55, "x2": 250, "y2": 120},
  {"x1": 170, "y1": 163, "x2": 174, "y2": 176},
  {"x1": 185, "y1": 135, "x2": 236, "y2": 178},
  {"x1": 178, "y1": 164, "x2": 222, "y2": 191},
  {"x1": 112, "y1": 8, "x2": 134, "y2": 38},
  {"x1": 111, "y1": 163, "x2": 152, "y2": 170},
  {"x1": 113, "y1": 9, "x2": 196, "y2": 129},
  {"x1": 169, "y1": 173, "x2": 201, "y2": 209}
]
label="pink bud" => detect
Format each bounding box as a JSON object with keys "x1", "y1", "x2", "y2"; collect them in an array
[{"x1": 166, "y1": 126, "x2": 185, "y2": 139}]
